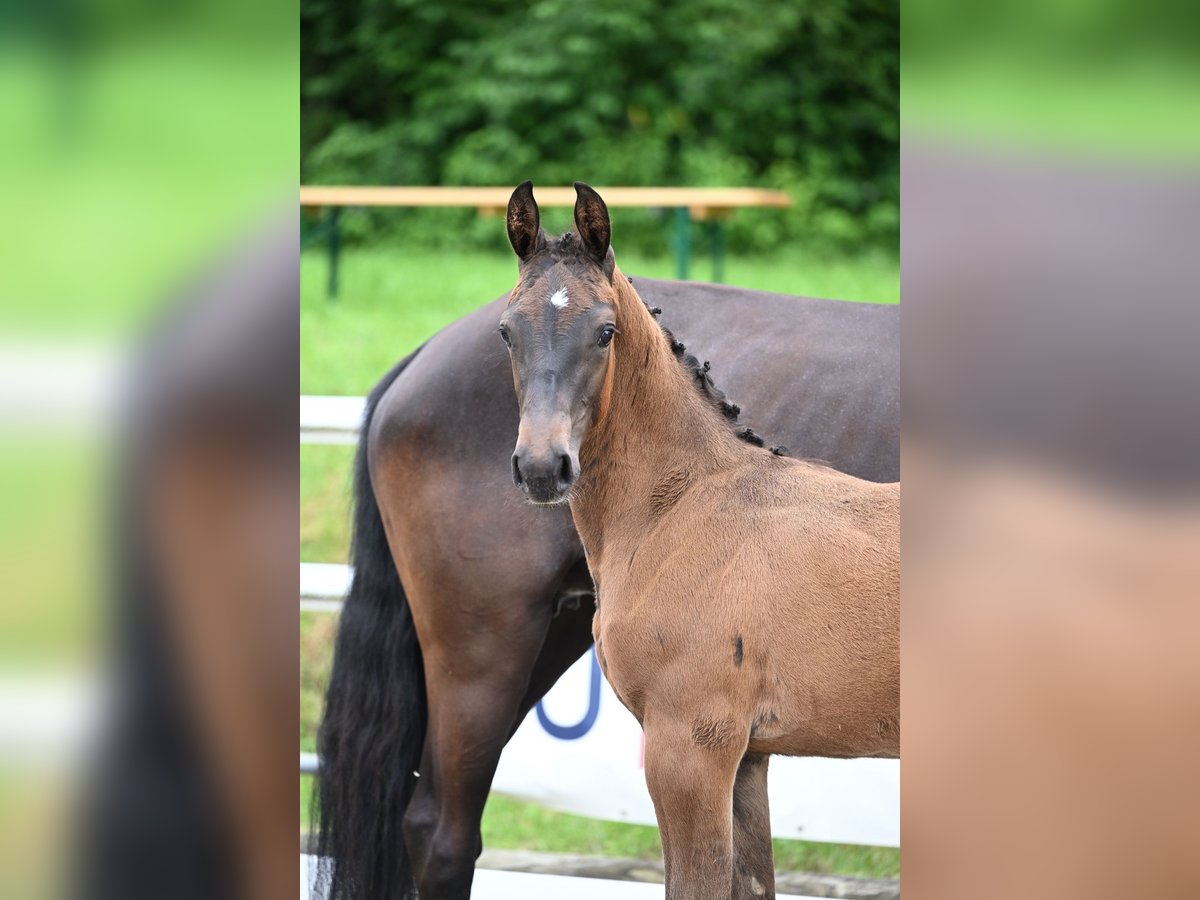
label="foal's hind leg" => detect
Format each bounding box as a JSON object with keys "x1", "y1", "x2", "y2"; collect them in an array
[
  {"x1": 644, "y1": 716, "x2": 747, "y2": 900},
  {"x1": 732, "y1": 754, "x2": 776, "y2": 899}
]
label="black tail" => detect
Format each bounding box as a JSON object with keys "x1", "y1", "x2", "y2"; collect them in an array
[{"x1": 313, "y1": 347, "x2": 427, "y2": 900}]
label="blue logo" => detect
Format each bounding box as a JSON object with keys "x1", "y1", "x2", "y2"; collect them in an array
[{"x1": 535, "y1": 648, "x2": 602, "y2": 740}]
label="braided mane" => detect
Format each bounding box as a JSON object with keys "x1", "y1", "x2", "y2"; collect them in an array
[{"x1": 628, "y1": 276, "x2": 789, "y2": 457}]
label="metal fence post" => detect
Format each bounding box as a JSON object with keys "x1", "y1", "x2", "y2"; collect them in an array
[
  {"x1": 673, "y1": 207, "x2": 690, "y2": 280},
  {"x1": 326, "y1": 207, "x2": 342, "y2": 300},
  {"x1": 709, "y1": 220, "x2": 725, "y2": 283}
]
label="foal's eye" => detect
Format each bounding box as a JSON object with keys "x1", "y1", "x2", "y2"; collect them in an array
[
  {"x1": 498, "y1": 325, "x2": 512, "y2": 348},
  {"x1": 598, "y1": 325, "x2": 618, "y2": 348}
]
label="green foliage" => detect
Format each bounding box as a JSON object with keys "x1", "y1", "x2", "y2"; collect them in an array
[{"x1": 301, "y1": 0, "x2": 897, "y2": 254}]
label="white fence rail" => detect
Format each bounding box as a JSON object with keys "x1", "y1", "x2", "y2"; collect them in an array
[
  {"x1": 300, "y1": 562, "x2": 351, "y2": 614},
  {"x1": 299, "y1": 397, "x2": 900, "y2": 846},
  {"x1": 300, "y1": 395, "x2": 364, "y2": 444}
]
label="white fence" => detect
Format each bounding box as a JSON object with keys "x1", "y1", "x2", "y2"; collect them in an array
[
  {"x1": 300, "y1": 397, "x2": 900, "y2": 847},
  {"x1": 300, "y1": 395, "x2": 364, "y2": 445}
]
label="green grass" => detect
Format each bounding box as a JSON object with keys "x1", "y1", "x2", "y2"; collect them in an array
[
  {"x1": 299, "y1": 245, "x2": 900, "y2": 878},
  {"x1": 300, "y1": 444, "x2": 355, "y2": 563},
  {"x1": 479, "y1": 793, "x2": 899, "y2": 877},
  {"x1": 300, "y1": 612, "x2": 337, "y2": 752},
  {"x1": 300, "y1": 247, "x2": 898, "y2": 395},
  {"x1": 0, "y1": 440, "x2": 106, "y2": 670},
  {"x1": 299, "y1": 776, "x2": 899, "y2": 878},
  {"x1": 0, "y1": 41, "x2": 297, "y2": 338},
  {"x1": 903, "y1": 54, "x2": 1200, "y2": 162}
]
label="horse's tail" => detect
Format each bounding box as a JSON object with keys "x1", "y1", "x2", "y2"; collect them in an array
[{"x1": 313, "y1": 346, "x2": 427, "y2": 900}]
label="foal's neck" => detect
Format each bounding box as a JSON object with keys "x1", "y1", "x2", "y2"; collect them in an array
[{"x1": 571, "y1": 271, "x2": 741, "y2": 568}]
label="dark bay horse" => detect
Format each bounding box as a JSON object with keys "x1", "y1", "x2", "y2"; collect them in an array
[
  {"x1": 501, "y1": 182, "x2": 899, "y2": 899},
  {"x1": 314, "y1": 212, "x2": 898, "y2": 898}
]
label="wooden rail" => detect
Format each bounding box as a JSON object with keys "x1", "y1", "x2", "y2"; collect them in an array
[
  {"x1": 299, "y1": 185, "x2": 791, "y2": 296},
  {"x1": 299, "y1": 185, "x2": 789, "y2": 217}
]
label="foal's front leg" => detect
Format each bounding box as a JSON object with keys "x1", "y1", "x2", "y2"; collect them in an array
[{"x1": 644, "y1": 717, "x2": 746, "y2": 900}]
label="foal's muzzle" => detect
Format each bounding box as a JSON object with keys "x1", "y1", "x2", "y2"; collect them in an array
[{"x1": 511, "y1": 448, "x2": 576, "y2": 505}]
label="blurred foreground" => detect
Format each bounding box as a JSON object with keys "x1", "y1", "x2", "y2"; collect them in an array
[
  {"x1": 903, "y1": 1, "x2": 1200, "y2": 897},
  {"x1": 0, "y1": 2, "x2": 297, "y2": 898}
]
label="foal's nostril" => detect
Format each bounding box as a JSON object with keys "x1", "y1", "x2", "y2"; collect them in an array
[
  {"x1": 558, "y1": 454, "x2": 574, "y2": 488},
  {"x1": 512, "y1": 454, "x2": 524, "y2": 487}
]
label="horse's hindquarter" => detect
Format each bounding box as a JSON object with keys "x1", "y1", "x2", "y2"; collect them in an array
[{"x1": 596, "y1": 462, "x2": 899, "y2": 759}]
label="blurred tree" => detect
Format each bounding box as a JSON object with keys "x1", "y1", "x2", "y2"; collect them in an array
[{"x1": 301, "y1": 0, "x2": 897, "y2": 255}]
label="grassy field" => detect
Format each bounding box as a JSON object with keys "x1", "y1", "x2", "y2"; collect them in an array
[
  {"x1": 301, "y1": 247, "x2": 898, "y2": 396},
  {"x1": 298, "y1": 773, "x2": 899, "y2": 877},
  {"x1": 300, "y1": 246, "x2": 900, "y2": 878}
]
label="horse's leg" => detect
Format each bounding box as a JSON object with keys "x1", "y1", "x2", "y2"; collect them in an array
[
  {"x1": 644, "y1": 717, "x2": 746, "y2": 900},
  {"x1": 400, "y1": 566, "x2": 561, "y2": 900},
  {"x1": 731, "y1": 754, "x2": 775, "y2": 899},
  {"x1": 404, "y1": 560, "x2": 593, "y2": 900}
]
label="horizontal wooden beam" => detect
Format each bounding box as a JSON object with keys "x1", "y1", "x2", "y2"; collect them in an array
[{"x1": 299, "y1": 186, "x2": 790, "y2": 209}]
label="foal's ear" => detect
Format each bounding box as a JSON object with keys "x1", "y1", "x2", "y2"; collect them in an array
[
  {"x1": 507, "y1": 180, "x2": 544, "y2": 261},
  {"x1": 573, "y1": 182, "x2": 613, "y2": 277}
]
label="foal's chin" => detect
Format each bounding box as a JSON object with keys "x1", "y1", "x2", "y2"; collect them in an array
[
  {"x1": 519, "y1": 487, "x2": 573, "y2": 507},
  {"x1": 520, "y1": 494, "x2": 571, "y2": 508}
]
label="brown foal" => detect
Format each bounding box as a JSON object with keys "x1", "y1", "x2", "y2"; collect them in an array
[{"x1": 500, "y1": 181, "x2": 900, "y2": 900}]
